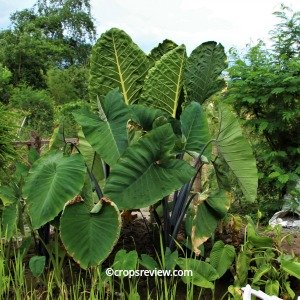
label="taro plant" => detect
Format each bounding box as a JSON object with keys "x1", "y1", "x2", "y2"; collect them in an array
[
  {"x1": 229, "y1": 218, "x2": 300, "y2": 299},
  {"x1": 13, "y1": 28, "x2": 258, "y2": 269},
  {"x1": 141, "y1": 240, "x2": 236, "y2": 299},
  {"x1": 177, "y1": 240, "x2": 236, "y2": 299}
]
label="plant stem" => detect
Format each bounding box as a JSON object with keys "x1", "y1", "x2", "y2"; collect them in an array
[
  {"x1": 169, "y1": 193, "x2": 198, "y2": 250},
  {"x1": 162, "y1": 196, "x2": 170, "y2": 246}
]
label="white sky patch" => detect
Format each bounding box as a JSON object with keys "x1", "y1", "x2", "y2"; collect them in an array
[
  {"x1": 0, "y1": 0, "x2": 34, "y2": 29},
  {"x1": 91, "y1": 0, "x2": 300, "y2": 53},
  {"x1": 1, "y1": 0, "x2": 300, "y2": 54}
]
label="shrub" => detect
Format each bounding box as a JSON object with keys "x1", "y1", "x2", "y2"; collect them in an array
[
  {"x1": 46, "y1": 66, "x2": 89, "y2": 105},
  {"x1": 224, "y1": 6, "x2": 300, "y2": 210},
  {"x1": 10, "y1": 85, "x2": 54, "y2": 137}
]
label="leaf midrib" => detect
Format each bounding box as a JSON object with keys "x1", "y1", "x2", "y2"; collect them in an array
[
  {"x1": 112, "y1": 33, "x2": 128, "y2": 104},
  {"x1": 172, "y1": 51, "x2": 185, "y2": 118}
]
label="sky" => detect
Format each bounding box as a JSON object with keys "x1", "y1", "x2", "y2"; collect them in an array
[{"x1": 1, "y1": 0, "x2": 300, "y2": 54}]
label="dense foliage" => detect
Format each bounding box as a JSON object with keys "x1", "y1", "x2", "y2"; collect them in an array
[
  {"x1": 10, "y1": 85, "x2": 55, "y2": 136},
  {"x1": 0, "y1": 105, "x2": 17, "y2": 170},
  {"x1": 46, "y1": 66, "x2": 89, "y2": 104},
  {"x1": 0, "y1": 27, "x2": 259, "y2": 273},
  {"x1": 0, "y1": 3, "x2": 299, "y2": 299},
  {"x1": 225, "y1": 5, "x2": 300, "y2": 213},
  {"x1": 0, "y1": 0, "x2": 95, "y2": 141},
  {"x1": 0, "y1": 0, "x2": 95, "y2": 88}
]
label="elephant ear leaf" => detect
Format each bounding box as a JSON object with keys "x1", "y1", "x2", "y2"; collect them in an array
[
  {"x1": 60, "y1": 182, "x2": 121, "y2": 269},
  {"x1": 89, "y1": 28, "x2": 150, "y2": 105},
  {"x1": 130, "y1": 104, "x2": 166, "y2": 131},
  {"x1": 23, "y1": 151, "x2": 86, "y2": 229},
  {"x1": 180, "y1": 101, "x2": 211, "y2": 156},
  {"x1": 177, "y1": 258, "x2": 219, "y2": 289},
  {"x1": 185, "y1": 41, "x2": 227, "y2": 104},
  {"x1": 188, "y1": 190, "x2": 230, "y2": 255},
  {"x1": 73, "y1": 89, "x2": 129, "y2": 167},
  {"x1": 216, "y1": 104, "x2": 258, "y2": 202},
  {"x1": 104, "y1": 124, "x2": 195, "y2": 209},
  {"x1": 77, "y1": 130, "x2": 105, "y2": 183},
  {"x1": 209, "y1": 241, "x2": 235, "y2": 278},
  {"x1": 141, "y1": 45, "x2": 186, "y2": 118},
  {"x1": 148, "y1": 39, "x2": 178, "y2": 65}
]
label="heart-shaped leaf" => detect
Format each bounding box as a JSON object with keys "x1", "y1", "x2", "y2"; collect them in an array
[
  {"x1": 177, "y1": 258, "x2": 218, "y2": 289},
  {"x1": 23, "y1": 151, "x2": 86, "y2": 229},
  {"x1": 104, "y1": 124, "x2": 195, "y2": 209},
  {"x1": 89, "y1": 28, "x2": 150, "y2": 104},
  {"x1": 29, "y1": 256, "x2": 46, "y2": 277},
  {"x1": 209, "y1": 240, "x2": 235, "y2": 278},
  {"x1": 60, "y1": 196, "x2": 121, "y2": 269},
  {"x1": 74, "y1": 89, "x2": 129, "y2": 167}
]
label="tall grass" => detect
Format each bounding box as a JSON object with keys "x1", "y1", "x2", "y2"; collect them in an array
[{"x1": 0, "y1": 226, "x2": 208, "y2": 300}]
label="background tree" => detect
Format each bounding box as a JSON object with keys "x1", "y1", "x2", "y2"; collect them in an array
[
  {"x1": 225, "y1": 5, "x2": 300, "y2": 217},
  {"x1": 0, "y1": 105, "x2": 17, "y2": 171},
  {"x1": 0, "y1": 64, "x2": 12, "y2": 104},
  {"x1": 0, "y1": 0, "x2": 96, "y2": 88},
  {"x1": 270, "y1": 4, "x2": 300, "y2": 59},
  {"x1": 0, "y1": 0, "x2": 96, "y2": 139},
  {"x1": 46, "y1": 65, "x2": 89, "y2": 104},
  {"x1": 0, "y1": 27, "x2": 63, "y2": 88},
  {"x1": 10, "y1": 85, "x2": 55, "y2": 137}
]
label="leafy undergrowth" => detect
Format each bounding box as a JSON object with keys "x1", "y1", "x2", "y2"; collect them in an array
[
  {"x1": 1, "y1": 218, "x2": 231, "y2": 300},
  {"x1": 2, "y1": 216, "x2": 300, "y2": 299}
]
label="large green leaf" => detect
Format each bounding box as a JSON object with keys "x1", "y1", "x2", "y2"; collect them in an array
[
  {"x1": 165, "y1": 248, "x2": 179, "y2": 271},
  {"x1": 206, "y1": 190, "x2": 231, "y2": 218},
  {"x1": 216, "y1": 104, "x2": 258, "y2": 202},
  {"x1": 148, "y1": 39, "x2": 178, "y2": 65},
  {"x1": 73, "y1": 89, "x2": 129, "y2": 167},
  {"x1": 180, "y1": 101, "x2": 211, "y2": 155},
  {"x1": 23, "y1": 151, "x2": 86, "y2": 229},
  {"x1": 177, "y1": 258, "x2": 219, "y2": 289},
  {"x1": 130, "y1": 104, "x2": 166, "y2": 131},
  {"x1": 141, "y1": 45, "x2": 186, "y2": 117},
  {"x1": 104, "y1": 124, "x2": 195, "y2": 209},
  {"x1": 139, "y1": 254, "x2": 159, "y2": 270},
  {"x1": 29, "y1": 256, "x2": 46, "y2": 277},
  {"x1": 191, "y1": 203, "x2": 219, "y2": 246},
  {"x1": 188, "y1": 190, "x2": 230, "y2": 254},
  {"x1": 247, "y1": 222, "x2": 273, "y2": 248},
  {"x1": 209, "y1": 241, "x2": 235, "y2": 278},
  {"x1": 89, "y1": 28, "x2": 150, "y2": 104},
  {"x1": 77, "y1": 130, "x2": 105, "y2": 182},
  {"x1": 60, "y1": 191, "x2": 121, "y2": 269},
  {"x1": 48, "y1": 124, "x2": 65, "y2": 151},
  {"x1": 185, "y1": 41, "x2": 227, "y2": 104}
]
